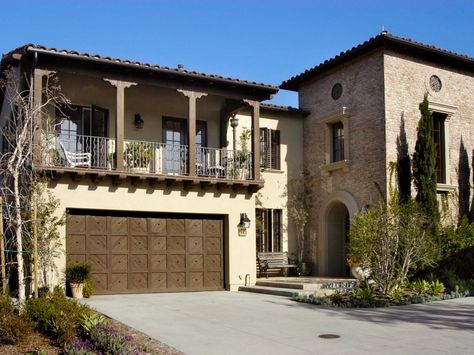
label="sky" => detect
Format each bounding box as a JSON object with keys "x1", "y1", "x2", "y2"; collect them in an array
[{"x1": 1, "y1": 0, "x2": 474, "y2": 107}]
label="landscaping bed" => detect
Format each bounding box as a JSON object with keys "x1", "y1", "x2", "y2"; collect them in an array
[
  {"x1": 294, "y1": 280, "x2": 472, "y2": 308},
  {"x1": 0, "y1": 289, "x2": 182, "y2": 354}
]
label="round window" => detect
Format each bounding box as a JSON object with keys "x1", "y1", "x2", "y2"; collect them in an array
[{"x1": 331, "y1": 83, "x2": 343, "y2": 100}]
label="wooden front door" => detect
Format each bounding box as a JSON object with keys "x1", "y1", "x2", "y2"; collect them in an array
[{"x1": 66, "y1": 212, "x2": 224, "y2": 294}]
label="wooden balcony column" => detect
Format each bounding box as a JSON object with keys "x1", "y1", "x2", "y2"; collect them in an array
[
  {"x1": 178, "y1": 90, "x2": 207, "y2": 177},
  {"x1": 243, "y1": 99, "x2": 260, "y2": 180},
  {"x1": 104, "y1": 79, "x2": 137, "y2": 171},
  {"x1": 32, "y1": 68, "x2": 55, "y2": 167}
]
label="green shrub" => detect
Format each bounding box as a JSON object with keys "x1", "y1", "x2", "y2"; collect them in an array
[
  {"x1": 66, "y1": 263, "x2": 91, "y2": 284},
  {"x1": 0, "y1": 295, "x2": 35, "y2": 345},
  {"x1": 353, "y1": 281, "x2": 375, "y2": 301},
  {"x1": 430, "y1": 280, "x2": 445, "y2": 295},
  {"x1": 25, "y1": 287, "x2": 92, "y2": 345},
  {"x1": 411, "y1": 279, "x2": 431, "y2": 294},
  {"x1": 389, "y1": 285, "x2": 406, "y2": 301},
  {"x1": 440, "y1": 216, "x2": 474, "y2": 257},
  {"x1": 38, "y1": 286, "x2": 50, "y2": 298},
  {"x1": 80, "y1": 312, "x2": 108, "y2": 336},
  {"x1": 348, "y1": 197, "x2": 437, "y2": 295},
  {"x1": 82, "y1": 279, "x2": 93, "y2": 298},
  {"x1": 88, "y1": 324, "x2": 132, "y2": 355}
]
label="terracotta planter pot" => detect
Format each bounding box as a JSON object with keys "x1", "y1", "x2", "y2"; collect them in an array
[
  {"x1": 70, "y1": 282, "x2": 84, "y2": 299},
  {"x1": 350, "y1": 265, "x2": 370, "y2": 280}
]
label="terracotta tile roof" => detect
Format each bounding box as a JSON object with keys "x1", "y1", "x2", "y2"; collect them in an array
[
  {"x1": 281, "y1": 32, "x2": 474, "y2": 91},
  {"x1": 260, "y1": 103, "x2": 308, "y2": 116},
  {"x1": 4, "y1": 44, "x2": 278, "y2": 92}
]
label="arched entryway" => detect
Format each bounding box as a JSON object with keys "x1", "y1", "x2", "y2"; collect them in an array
[
  {"x1": 326, "y1": 202, "x2": 350, "y2": 277},
  {"x1": 318, "y1": 191, "x2": 359, "y2": 276}
]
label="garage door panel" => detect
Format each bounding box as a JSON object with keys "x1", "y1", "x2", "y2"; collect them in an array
[
  {"x1": 86, "y1": 216, "x2": 107, "y2": 235},
  {"x1": 110, "y1": 273, "x2": 127, "y2": 291},
  {"x1": 109, "y1": 217, "x2": 128, "y2": 235},
  {"x1": 167, "y1": 219, "x2": 185, "y2": 235},
  {"x1": 92, "y1": 273, "x2": 108, "y2": 291},
  {"x1": 67, "y1": 213, "x2": 224, "y2": 294},
  {"x1": 110, "y1": 235, "x2": 127, "y2": 254},
  {"x1": 129, "y1": 218, "x2": 147, "y2": 235},
  {"x1": 186, "y1": 219, "x2": 203, "y2": 236},
  {"x1": 205, "y1": 272, "x2": 222, "y2": 288},
  {"x1": 111, "y1": 255, "x2": 127, "y2": 272},
  {"x1": 130, "y1": 254, "x2": 148, "y2": 272},
  {"x1": 151, "y1": 273, "x2": 167, "y2": 289},
  {"x1": 67, "y1": 215, "x2": 86, "y2": 234},
  {"x1": 188, "y1": 272, "x2": 204, "y2": 288},
  {"x1": 67, "y1": 235, "x2": 86, "y2": 254},
  {"x1": 151, "y1": 236, "x2": 166, "y2": 251},
  {"x1": 131, "y1": 236, "x2": 148, "y2": 253},
  {"x1": 129, "y1": 273, "x2": 148, "y2": 290},
  {"x1": 205, "y1": 255, "x2": 222, "y2": 271},
  {"x1": 168, "y1": 254, "x2": 185, "y2": 271},
  {"x1": 204, "y1": 220, "x2": 221, "y2": 236},
  {"x1": 149, "y1": 218, "x2": 166, "y2": 235},
  {"x1": 167, "y1": 236, "x2": 185, "y2": 252},
  {"x1": 188, "y1": 237, "x2": 203, "y2": 253},
  {"x1": 188, "y1": 254, "x2": 203, "y2": 270},
  {"x1": 206, "y1": 237, "x2": 221, "y2": 253},
  {"x1": 87, "y1": 235, "x2": 107, "y2": 253},
  {"x1": 67, "y1": 254, "x2": 85, "y2": 265},
  {"x1": 151, "y1": 254, "x2": 167, "y2": 271},
  {"x1": 169, "y1": 272, "x2": 186, "y2": 289},
  {"x1": 87, "y1": 254, "x2": 107, "y2": 272}
]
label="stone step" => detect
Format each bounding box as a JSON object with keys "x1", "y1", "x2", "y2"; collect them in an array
[
  {"x1": 238, "y1": 285, "x2": 300, "y2": 297},
  {"x1": 255, "y1": 280, "x2": 306, "y2": 290}
]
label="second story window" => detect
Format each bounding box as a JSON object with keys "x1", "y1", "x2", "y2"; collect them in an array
[
  {"x1": 332, "y1": 121, "x2": 344, "y2": 162},
  {"x1": 260, "y1": 128, "x2": 280, "y2": 170},
  {"x1": 432, "y1": 112, "x2": 446, "y2": 184}
]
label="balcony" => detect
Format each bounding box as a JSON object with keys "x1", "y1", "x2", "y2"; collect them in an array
[{"x1": 40, "y1": 133, "x2": 257, "y2": 190}]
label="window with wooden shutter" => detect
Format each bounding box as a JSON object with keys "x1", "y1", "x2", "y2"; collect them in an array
[{"x1": 259, "y1": 128, "x2": 281, "y2": 170}]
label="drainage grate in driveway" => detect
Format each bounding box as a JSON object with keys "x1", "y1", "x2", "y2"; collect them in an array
[{"x1": 318, "y1": 334, "x2": 340, "y2": 339}]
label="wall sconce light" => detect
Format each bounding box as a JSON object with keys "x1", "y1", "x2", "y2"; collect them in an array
[
  {"x1": 238, "y1": 213, "x2": 251, "y2": 229},
  {"x1": 237, "y1": 213, "x2": 251, "y2": 237},
  {"x1": 134, "y1": 113, "x2": 144, "y2": 129}
]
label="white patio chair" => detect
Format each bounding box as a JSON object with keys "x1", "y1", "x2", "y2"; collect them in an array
[{"x1": 59, "y1": 141, "x2": 92, "y2": 168}]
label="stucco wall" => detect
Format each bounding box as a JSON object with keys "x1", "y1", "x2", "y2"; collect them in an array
[
  {"x1": 298, "y1": 49, "x2": 387, "y2": 274},
  {"x1": 228, "y1": 111, "x2": 304, "y2": 255}
]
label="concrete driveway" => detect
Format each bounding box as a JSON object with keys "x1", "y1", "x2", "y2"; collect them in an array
[{"x1": 85, "y1": 292, "x2": 474, "y2": 355}]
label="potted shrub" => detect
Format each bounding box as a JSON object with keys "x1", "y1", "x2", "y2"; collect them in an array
[
  {"x1": 124, "y1": 141, "x2": 153, "y2": 172},
  {"x1": 65, "y1": 263, "x2": 91, "y2": 299}
]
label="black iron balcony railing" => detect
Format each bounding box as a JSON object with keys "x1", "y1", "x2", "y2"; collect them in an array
[{"x1": 42, "y1": 133, "x2": 253, "y2": 180}]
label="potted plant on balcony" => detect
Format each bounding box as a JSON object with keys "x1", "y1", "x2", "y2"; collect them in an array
[
  {"x1": 124, "y1": 141, "x2": 153, "y2": 173},
  {"x1": 65, "y1": 262, "x2": 91, "y2": 299},
  {"x1": 232, "y1": 128, "x2": 251, "y2": 179},
  {"x1": 107, "y1": 152, "x2": 115, "y2": 170}
]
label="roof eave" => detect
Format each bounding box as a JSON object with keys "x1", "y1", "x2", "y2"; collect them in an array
[{"x1": 26, "y1": 46, "x2": 279, "y2": 97}]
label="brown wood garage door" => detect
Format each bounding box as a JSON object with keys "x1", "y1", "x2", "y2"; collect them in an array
[{"x1": 66, "y1": 213, "x2": 224, "y2": 294}]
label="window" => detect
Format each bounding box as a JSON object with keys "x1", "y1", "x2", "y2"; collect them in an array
[
  {"x1": 321, "y1": 107, "x2": 350, "y2": 172},
  {"x1": 432, "y1": 112, "x2": 446, "y2": 184},
  {"x1": 332, "y1": 121, "x2": 344, "y2": 162},
  {"x1": 256, "y1": 209, "x2": 282, "y2": 252},
  {"x1": 260, "y1": 128, "x2": 280, "y2": 170}
]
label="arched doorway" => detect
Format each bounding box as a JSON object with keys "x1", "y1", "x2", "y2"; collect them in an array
[
  {"x1": 326, "y1": 202, "x2": 350, "y2": 277},
  {"x1": 318, "y1": 191, "x2": 359, "y2": 276}
]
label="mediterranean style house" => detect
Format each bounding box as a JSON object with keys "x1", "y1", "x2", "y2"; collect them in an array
[{"x1": 0, "y1": 31, "x2": 472, "y2": 293}]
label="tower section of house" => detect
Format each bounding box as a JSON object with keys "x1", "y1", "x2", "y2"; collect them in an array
[
  {"x1": 282, "y1": 32, "x2": 474, "y2": 278},
  {"x1": 1, "y1": 44, "x2": 284, "y2": 293}
]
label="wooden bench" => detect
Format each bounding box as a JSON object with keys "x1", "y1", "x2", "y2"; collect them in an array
[{"x1": 257, "y1": 252, "x2": 297, "y2": 278}]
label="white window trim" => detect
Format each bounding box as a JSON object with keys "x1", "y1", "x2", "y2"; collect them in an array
[
  {"x1": 321, "y1": 106, "x2": 350, "y2": 173},
  {"x1": 428, "y1": 101, "x2": 457, "y2": 192}
]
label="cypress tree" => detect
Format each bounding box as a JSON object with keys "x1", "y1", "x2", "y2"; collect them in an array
[{"x1": 412, "y1": 94, "x2": 440, "y2": 229}]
